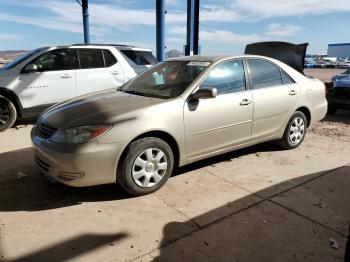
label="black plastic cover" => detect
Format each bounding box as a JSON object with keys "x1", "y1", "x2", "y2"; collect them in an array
[{"x1": 244, "y1": 41, "x2": 308, "y2": 74}]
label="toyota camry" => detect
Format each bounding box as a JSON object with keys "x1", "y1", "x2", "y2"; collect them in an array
[{"x1": 31, "y1": 55, "x2": 327, "y2": 195}]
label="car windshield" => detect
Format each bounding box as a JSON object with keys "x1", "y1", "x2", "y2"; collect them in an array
[
  {"x1": 0, "y1": 48, "x2": 46, "y2": 71},
  {"x1": 343, "y1": 68, "x2": 350, "y2": 74},
  {"x1": 120, "y1": 61, "x2": 210, "y2": 99}
]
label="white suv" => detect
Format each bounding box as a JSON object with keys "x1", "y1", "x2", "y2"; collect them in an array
[{"x1": 0, "y1": 44, "x2": 157, "y2": 131}]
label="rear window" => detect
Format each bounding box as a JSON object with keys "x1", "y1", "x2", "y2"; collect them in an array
[
  {"x1": 120, "y1": 50, "x2": 157, "y2": 65},
  {"x1": 78, "y1": 49, "x2": 104, "y2": 69},
  {"x1": 103, "y1": 49, "x2": 117, "y2": 67},
  {"x1": 281, "y1": 71, "x2": 295, "y2": 85}
]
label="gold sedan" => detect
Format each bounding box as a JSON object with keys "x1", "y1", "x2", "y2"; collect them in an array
[{"x1": 31, "y1": 55, "x2": 327, "y2": 195}]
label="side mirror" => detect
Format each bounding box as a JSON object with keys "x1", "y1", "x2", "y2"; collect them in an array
[
  {"x1": 24, "y1": 64, "x2": 38, "y2": 73},
  {"x1": 191, "y1": 87, "x2": 217, "y2": 100}
]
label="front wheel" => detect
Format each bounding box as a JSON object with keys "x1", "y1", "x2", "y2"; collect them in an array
[
  {"x1": 279, "y1": 111, "x2": 307, "y2": 149},
  {"x1": 0, "y1": 96, "x2": 17, "y2": 132},
  {"x1": 117, "y1": 137, "x2": 174, "y2": 196}
]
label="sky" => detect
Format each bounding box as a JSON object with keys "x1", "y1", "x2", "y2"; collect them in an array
[{"x1": 0, "y1": 0, "x2": 349, "y2": 55}]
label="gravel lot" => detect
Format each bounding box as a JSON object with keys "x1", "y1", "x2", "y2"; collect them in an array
[{"x1": 0, "y1": 69, "x2": 349, "y2": 261}]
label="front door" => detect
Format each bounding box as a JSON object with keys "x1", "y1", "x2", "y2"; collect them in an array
[
  {"x1": 184, "y1": 60, "x2": 253, "y2": 159},
  {"x1": 19, "y1": 48, "x2": 77, "y2": 109}
]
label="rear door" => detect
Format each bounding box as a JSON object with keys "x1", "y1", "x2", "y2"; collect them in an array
[
  {"x1": 19, "y1": 48, "x2": 77, "y2": 109},
  {"x1": 76, "y1": 48, "x2": 125, "y2": 96},
  {"x1": 247, "y1": 58, "x2": 300, "y2": 139}
]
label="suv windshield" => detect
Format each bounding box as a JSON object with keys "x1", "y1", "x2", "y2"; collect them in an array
[
  {"x1": 120, "y1": 61, "x2": 210, "y2": 99},
  {"x1": 0, "y1": 48, "x2": 46, "y2": 71}
]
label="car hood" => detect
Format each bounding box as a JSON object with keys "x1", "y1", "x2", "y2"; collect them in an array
[
  {"x1": 40, "y1": 89, "x2": 163, "y2": 129},
  {"x1": 245, "y1": 41, "x2": 308, "y2": 74}
]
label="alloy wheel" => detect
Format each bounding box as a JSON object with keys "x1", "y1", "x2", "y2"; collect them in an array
[
  {"x1": 289, "y1": 117, "x2": 305, "y2": 145},
  {"x1": 132, "y1": 148, "x2": 168, "y2": 188}
]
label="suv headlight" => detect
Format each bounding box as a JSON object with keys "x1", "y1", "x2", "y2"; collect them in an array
[{"x1": 50, "y1": 125, "x2": 111, "y2": 144}]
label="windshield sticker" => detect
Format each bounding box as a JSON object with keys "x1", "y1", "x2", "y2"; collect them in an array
[{"x1": 187, "y1": 61, "x2": 210, "y2": 67}]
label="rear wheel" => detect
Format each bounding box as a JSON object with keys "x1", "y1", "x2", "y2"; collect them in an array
[
  {"x1": 117, "y1": 137, "x2": 174, "y2": 196},
  {"x1": 279, "y1": 111, "x2": 307, "y2": 149},
  {"x1": 0, "y1": 96, "x2": 17, "y2": 132}
]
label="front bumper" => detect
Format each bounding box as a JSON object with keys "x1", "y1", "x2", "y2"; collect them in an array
[{"x1": 31, "y1": 126, "x2": 125, "y2": 187}]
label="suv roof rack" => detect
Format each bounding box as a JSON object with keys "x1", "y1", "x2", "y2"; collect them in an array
[{"x1": 70, "y1": 43, "x2": 135, "y2": 48}]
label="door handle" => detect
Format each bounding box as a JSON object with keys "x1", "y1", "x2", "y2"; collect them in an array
[
  {"x1": 239, "y1": 99, "x2": 252, "y2": 106},
  {"x1": 289, "y1": 90, "x2": 297, "y2": 96},
  {"x1": 111, "y1": 71, "x2": 120, "y2": 75},
  {"x1": 60, "y1": 74, "x2": 72, "y2": 79}
]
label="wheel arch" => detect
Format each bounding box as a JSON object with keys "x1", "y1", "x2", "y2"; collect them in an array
[
  {"x1": 117, "y1": 130, "x2": 181, "y2": 173},
  {"x1": 295, "y1": 106, "x2": 311, "y2": 127},
  {"x1": 0, "y1": 87, "x2": 23, "y2": 116}
]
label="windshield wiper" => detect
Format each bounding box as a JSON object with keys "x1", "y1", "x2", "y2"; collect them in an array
[{"x1": 123, "y1": 90, "x2": 146, "y2": 97}]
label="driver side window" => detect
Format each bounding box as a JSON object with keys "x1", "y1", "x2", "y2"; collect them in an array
[
  {"x1": 200, "y1": 60, "x2": 246, "y2": 95},
  {"x1": 29, "y1": 49, "x2": 75, "y2": 72}
]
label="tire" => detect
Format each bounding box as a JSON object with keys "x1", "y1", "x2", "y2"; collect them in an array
[
  {"x1": 117, "y1": 137, "x2": 174, "y2": 196},
  {"x1": 279, "y1": 111, "x2": 307, "y2": 150},
  {"x1": 327, "y1": 104, "x2": 338, "y2": 115},
  {"x1": 0, "y1": 96, "x2": 17, "y2": 132}
]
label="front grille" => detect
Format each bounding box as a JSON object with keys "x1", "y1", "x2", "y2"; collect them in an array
[
  {"x1": 34, "y1": 156, "x2": 50, "y2": 172},
  {"x1": 37, "y1": 122, "x2": 57, "y2": 139}
]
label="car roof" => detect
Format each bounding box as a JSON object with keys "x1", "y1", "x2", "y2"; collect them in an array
[
  {"x1": 43, "y1": 44, "x2": 152, "y2": 52},
  {"x1": 71, "y1": 43, "x2": 135, "y2": 48},
  {"x1": 166, "y1": 55, "x2": 269, "y2": 63}
]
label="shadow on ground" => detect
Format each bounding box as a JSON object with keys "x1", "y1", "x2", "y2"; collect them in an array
[
  {"x1": 9, "y1": 233, "x2": 128, "y2": 262},
  {"x1": 0, "y1": 141, "x2": 281, "y2": 212},
  {"x1": 0, "y1": 146, "x2": 349, "y2": 261},
  {"x1": 153, "y1": 167, "x2": 350, "y2": 262},
  {"x1": 1, "y1": 166, "x2": 348, "y2": 261}
]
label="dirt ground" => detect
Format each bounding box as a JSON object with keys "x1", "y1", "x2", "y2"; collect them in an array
[
  {"x1": 304, "y1": 68, "x2": 344, "y2": 83},
  {"x1": 0, "y1": 69, "x2": 349, "y2": 261}
]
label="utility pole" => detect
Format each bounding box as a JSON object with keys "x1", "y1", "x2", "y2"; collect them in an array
[
  {"x1": 185, "y1": 0, "x2": 200, "y2": 56},
  {"x1": 156, "y1": 0, "x2": 166, "y2": 61},
  {"x1": 81, "y1": 0, "x2": 90, "y2": 44}
]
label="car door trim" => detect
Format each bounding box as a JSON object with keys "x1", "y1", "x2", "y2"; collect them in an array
[{"x1": 189, "y1": 119, "x2": 253, "y2": 136}]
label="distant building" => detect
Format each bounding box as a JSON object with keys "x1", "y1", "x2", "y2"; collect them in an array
[
  {"x1": 166, "y1": 49, "x2": 183, "y2": 59},
  {"x1": 327, "y1": 43, "x2": 350, "y2": 58}
]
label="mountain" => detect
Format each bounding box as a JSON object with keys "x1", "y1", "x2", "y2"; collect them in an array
[
  {"x1": 166, "y1": 49, "x2": 183, "y2": 59},
  {"x1": 0, "y1": 50, "x2": 27, "y2": 60}
]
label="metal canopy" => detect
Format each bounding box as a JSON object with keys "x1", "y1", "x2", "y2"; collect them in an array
[
  {"x1": 78, "y1": 0, "x2": 200, "y2": 61},
  {"x1": 156, "y1": 0, "x2": 166, "y2": 61},
  {"x1": 185, "y1": 0, "x2": 200, "y2": 56},
  {"x1": 76, "y1": 0, "x2": 90, "y2": 44}
]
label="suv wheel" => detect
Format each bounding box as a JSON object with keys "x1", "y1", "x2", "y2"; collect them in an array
[
  {"x1": 117, "y1": 137, "x2": 174, "y2": 196},
  {"x1": 0, "y1": 96, "x2": 17, "y2": 132},
  {"x1": 279, "y1": 111, "x2": 307, "y2": 149}
]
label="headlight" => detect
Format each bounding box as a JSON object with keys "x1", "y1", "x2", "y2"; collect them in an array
[{"x1": 50, "y1": 125, "x2": 111, "y2": 144}]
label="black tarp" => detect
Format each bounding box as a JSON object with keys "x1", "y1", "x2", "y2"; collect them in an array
[{"x1": 244, "y1": 41, "x2": 308, "y2": 74}]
